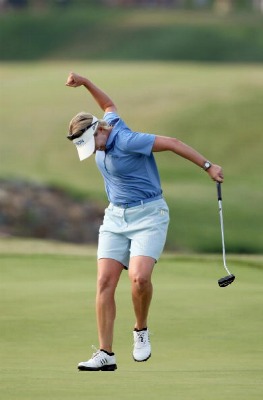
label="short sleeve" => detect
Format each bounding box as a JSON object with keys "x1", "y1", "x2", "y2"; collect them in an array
[
  {"x1": 103, "y1": 112, "x2": 120, "y2": 126},
  {"x1": 119, "y1": 131, "x2": 155, "y2": 156},
  {"x1": 104, "y1": 112, "x2": 155, "y2": 156}
]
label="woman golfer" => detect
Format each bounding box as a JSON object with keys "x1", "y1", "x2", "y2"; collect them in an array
[{"x1": 66, "y1": 72, "x2": 224, "y2": 371}]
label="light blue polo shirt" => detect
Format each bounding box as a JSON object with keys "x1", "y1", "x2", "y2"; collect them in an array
[{"x1": 95, "y1": 112, "x2": 162, "y2": 205}]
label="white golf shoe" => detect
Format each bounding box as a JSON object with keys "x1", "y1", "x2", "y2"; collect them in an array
[
  {"x1": 78, "y1": 348, "x2": 117, "y2": 371},
  {"x1": 133, "y1": 328, "x2": 151, "y2": 362}
]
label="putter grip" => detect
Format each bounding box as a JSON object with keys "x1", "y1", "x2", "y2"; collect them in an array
[{"x1": 217, "y1": 182, "x2": 222, "y2": 200}]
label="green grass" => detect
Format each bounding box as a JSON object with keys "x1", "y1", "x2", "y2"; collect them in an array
[
  {"x1": 1, "y1": 61, "x2": 263, "y2": 253},
  {"x1": 0, "y1": 239, "x2": 262, "y2": 399},
  {"x1": 1, "y1": 7, "x2": 263, "y2": 62}
]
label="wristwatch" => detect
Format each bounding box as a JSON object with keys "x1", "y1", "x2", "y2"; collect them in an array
[{"x1": 203, "y1": 161, "x2": 212, "y2": 171}]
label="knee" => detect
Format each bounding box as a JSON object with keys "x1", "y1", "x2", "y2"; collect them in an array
[
  {"x1": 131, "y1": 275, "x2": 151, "y2": 293},
  {"x1": 97, "y1": 275, "x2": 116, "y2": 296}
]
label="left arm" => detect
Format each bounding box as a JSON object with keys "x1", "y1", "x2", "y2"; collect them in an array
[{"x1": 152, "y1": 135, "x2": 224, "y2": 183}]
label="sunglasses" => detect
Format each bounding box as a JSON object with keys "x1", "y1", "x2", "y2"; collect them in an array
[{"x1": 67, "y1": 120, "x2": 98, "y2": 141}]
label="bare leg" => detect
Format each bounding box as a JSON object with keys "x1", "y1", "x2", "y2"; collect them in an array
[
  {"x1": 96, "y1": 258, "x2": 123, "y2": 353},
  {"x1": 128, "y1": 256, "x2": 155, "y2": 330}
]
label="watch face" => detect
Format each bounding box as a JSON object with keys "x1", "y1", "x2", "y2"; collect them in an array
[{"x1": 204, "y1": 161, "x2": 211, "y2": 170}]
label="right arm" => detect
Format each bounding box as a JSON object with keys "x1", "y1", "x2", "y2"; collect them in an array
[{"x1": 65, "y1": 72, "x2": 117, "y2": 114}]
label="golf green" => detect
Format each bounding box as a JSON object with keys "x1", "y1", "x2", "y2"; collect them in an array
[{"x1": 0, "y1": 241, "x2": 262, "y2": 399}]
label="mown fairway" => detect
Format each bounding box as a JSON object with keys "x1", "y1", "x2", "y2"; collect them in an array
[
  {"x1": 0, "y1": 239, "x2": 262, "y2": 400},
  {"x1": 1, "y1": 61, "x2": 263, "y2": 253}
]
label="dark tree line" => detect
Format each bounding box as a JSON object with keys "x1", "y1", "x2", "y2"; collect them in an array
[{"x1": 1, "y1": 0, "x2": 262, "y2": 12}]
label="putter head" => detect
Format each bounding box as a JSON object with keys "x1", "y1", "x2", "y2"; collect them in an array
[{"x1": 218, "y1": 274, "x2": 235, "y2": 287}]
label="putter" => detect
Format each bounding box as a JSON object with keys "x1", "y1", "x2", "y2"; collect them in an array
[{"x1": 216, "y1": 182, "x2": 235, "y2": 287}]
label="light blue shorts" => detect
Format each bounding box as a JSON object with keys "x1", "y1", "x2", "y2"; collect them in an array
[{"x1": 97, "y1": 198, "x2": 170, "y2": 268}]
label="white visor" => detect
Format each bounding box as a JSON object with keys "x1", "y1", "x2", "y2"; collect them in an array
[{"x1": 73, "y1": 117, "x2": 98, "y2": 161}]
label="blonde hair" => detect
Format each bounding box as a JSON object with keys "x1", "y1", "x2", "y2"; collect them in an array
[{"x1": 68, "y1": 112, "x2": 111, "y2": 135}]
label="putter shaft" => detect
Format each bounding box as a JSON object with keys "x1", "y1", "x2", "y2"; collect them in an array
[{"x1": 217, "y1": 183, "x2": 232, "y2": 277}]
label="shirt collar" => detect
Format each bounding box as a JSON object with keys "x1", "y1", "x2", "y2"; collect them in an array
[{"x1": 106, "y1": 125, "x2": 117, "y2": 151}]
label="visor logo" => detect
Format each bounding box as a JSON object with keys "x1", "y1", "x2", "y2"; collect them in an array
[{"x1": 76, "y1": 139, "x2": 85, "y2": 146}]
